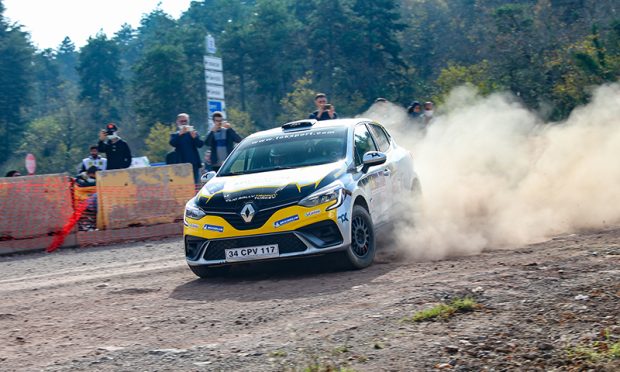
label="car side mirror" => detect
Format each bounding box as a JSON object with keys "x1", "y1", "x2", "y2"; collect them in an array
[
  {"x1": 200, "y1": 171, "x2": 216, "y2": 184},
  {"x1": 362, "y1": 151, "x2": 386, "y2": 173}
]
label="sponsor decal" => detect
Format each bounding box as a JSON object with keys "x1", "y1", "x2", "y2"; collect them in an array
[
  {"x1": 254, "y1": 194, "x2": 277, "y2": 200},
  {"x1": 203, "y1": 224, "x2": 224, "y2": 233},
  {"x1": 274, "y1": 215, "x2": 299, "y2": 228},
  {"x1": 338, "y1": 213, "x2": 349, "y2": 223},
  {"x1": 305, "y1": 209, "x2": 321, "y2": 217}
]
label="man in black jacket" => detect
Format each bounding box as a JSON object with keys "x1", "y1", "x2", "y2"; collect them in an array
[
  {"x1": 169, "y1": 113, "x2": 204, "y2": 184},
  {"x1": 205, "y1": 111, "x2": 242, "y2": 172},
  {"x1": 97, "y1": 123, "x2": 132, "y2": 170}
]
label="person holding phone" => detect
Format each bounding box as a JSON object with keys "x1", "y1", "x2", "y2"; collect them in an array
[
  {"x1": 205, "y1": 111, "x2": 242, "y2": 172},
  {"x1": 309, "y1": 93, "x2": 338, "y2": 121},
  {"x1": 169, "y1": 113, "x2": 204, "y2": 184}
]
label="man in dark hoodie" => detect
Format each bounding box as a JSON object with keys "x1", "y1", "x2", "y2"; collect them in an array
[
  {"x1": 205, "y1": 111, "x2": 242, "y2": 172},
  {"x1": 97, "y1": 123, "x2": 132, "y2": 170},
  {"x1": 169, "y1": 113, "x2": 204, "y2": 184}
]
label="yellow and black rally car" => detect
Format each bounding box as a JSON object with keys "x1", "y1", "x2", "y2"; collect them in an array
[{"x1": 183, "y1": 118, "x2": 420, "y2": 278}]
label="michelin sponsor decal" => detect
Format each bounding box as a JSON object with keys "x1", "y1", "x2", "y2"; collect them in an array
[
  {"x1": 203, "y1": 224, "x2": 224, "y2": 233},
  {"x1": 305, "y1": 209, "x2": 321, "y2": 217},
  {"x1": 274, "y1": 215, "x2": 299, "y2": 228}
]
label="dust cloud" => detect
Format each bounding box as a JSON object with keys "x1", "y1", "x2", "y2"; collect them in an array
[{"x1": 361, "y1": 83, "x2": 620, "y2": 260}]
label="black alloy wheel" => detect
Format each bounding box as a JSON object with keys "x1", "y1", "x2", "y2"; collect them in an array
[{"x1": 343, "y1": 205, "x2": 376, "y2": 269}]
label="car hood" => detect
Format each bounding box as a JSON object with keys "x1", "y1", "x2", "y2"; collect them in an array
[{"x1": 196, "y1": 162, "x2": 347, "y2": 211}]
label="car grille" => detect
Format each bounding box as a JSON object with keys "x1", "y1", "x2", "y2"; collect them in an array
[{"x1": 203, "y1": 233, "x2": 307, "y2": 261}]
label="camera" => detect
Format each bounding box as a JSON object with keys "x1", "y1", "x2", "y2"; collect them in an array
[
  {"x1": 182, "y1": 125, "x2": 195, "y2": 132},
  {"x1": 323, "y1": 104, "x2": 332, "y2": 110}
]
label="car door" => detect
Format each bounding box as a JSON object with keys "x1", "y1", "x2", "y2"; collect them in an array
[
  {"x1": 367, "y1": 123, "x2": 395, "y2": 218},
  {"x1": 353, "y1": 123, "x2": 386, "y2": 224}
]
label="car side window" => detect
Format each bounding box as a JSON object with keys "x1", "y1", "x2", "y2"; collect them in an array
[
  {"x1": 354, "y1": 124, "x2": 378, "y2": 166},
  {"x1": 368, "y1": 124, "x2": 391, "y2": 152}
]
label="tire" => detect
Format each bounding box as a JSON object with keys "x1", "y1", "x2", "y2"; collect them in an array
[
  {"x1": 343, "y1": 205, "x2": 376, "y2": 269},
  {"x1": 188, "y1": 264, "x2": 230, "y2": 279}
]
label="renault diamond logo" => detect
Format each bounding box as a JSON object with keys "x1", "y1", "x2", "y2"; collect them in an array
[{"x1": 240, "y1": 203, "x2": 255, "y2": 223}]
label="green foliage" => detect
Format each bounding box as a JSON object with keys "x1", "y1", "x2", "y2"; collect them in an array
[
  {"x1": 77, "y1": 33, "x2": 124, "y2": 125},
  {"x1": 408, "y1": 297, "x2": 478, "y2": 322},
  {"x1": 227, "y1": 108, "x2": 257, "y2": 137},
  {"x1": 0, "y1": 12, "x2": 34, "y2": 165},
  {"x1": 17, "y1": 116, "x2": 83, "y2": 174},
  {"x1": 132, "y1": 44, "x2": 189, "y2": 134},
  {"x1": 567, "y1": 329, "x2": 620, "y2": 363},
  {"x1": 144, "y1": 122, "x2": 175, "y2": 163},
  {"x1": 278, "y1": 73, "x2": 317, "y2": 124},
  {"x1": 436, "y1": 61, "x2": 500, "y2": 101},
  {"x1": 2, "y1": 0, "x2": 620, "y2": 172}
]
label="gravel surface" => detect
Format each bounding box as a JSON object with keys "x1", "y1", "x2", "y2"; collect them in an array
[{"x1": 0, "y1": 228, "x2": 619, "y2": 371}]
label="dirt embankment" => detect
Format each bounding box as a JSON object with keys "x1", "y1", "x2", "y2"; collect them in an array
[{"x1": 0, "y1": 228, "x2": 619, "y2": 371}]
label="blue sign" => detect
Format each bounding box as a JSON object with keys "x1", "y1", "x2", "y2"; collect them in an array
[{"x1": 208, "y1": 100, "x2": 224, "y2": 115}]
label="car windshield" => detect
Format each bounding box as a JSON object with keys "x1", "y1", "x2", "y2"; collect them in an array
[{"x1": 218, "y1": 127, "x2": 348, "y2": 176}]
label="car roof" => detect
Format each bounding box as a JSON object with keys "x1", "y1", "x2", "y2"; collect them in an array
[{"x1": 245, "y1": 118, "x2": 374, "y2": 140}]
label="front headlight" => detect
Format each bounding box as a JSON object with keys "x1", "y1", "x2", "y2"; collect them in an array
[
  {"x1": 185, "y1": 200, "x2": 206, "y2": 220},
  {"x1": 299, "y1": 185, "x2": 344, "y2": 211}
]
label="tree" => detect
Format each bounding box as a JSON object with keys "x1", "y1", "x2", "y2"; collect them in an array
[
  {"x1": 17, "y1": 115, "x2": 83, "y2": 174},
  {"x1": 144, "y1": 122, "x2": 174, "y2": 163},
  {"x1": 277, "y1": 73, "x2": 316, "y2": 123},
  {"x1": 56, "y1": 37, "x2": 79, "y2": 85},
  {"x1": 132, "y1": 45, "x2": 190, "y2": 133},
  {"x1": 77, "y1": 33, "x2": 124, "y2": 125},
  {"x1": 0, "y1": 2, "x2": 34, "y2": 166}
]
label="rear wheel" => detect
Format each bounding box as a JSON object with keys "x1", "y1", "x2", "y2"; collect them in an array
[
  {"x1": 188, "y1": 264, "x2": 230, "y2": 279},
  {"x1": 343, "y1": 205, "x2": 376, "y2": 269}
]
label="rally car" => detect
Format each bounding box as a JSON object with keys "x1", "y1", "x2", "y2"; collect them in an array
[{"x1": 183, "y1": 118, "x2": 420, "y2": 278}]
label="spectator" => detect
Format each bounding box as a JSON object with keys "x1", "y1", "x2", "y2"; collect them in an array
[
  {"x1": 75, "y1": 166, "x2": 98, "y2": 231},
  {"x1": 309, "y1": 93, "x2": 338, "y2": 121},
  {"x1": 75, "y1": 166, "x2": 98, "y2": 188},
  {"x1": 423, "y1": 101, "x2": 434, "y2": 126},
  {"x1": 205, "y1": 112, "x2": 243, "y2": 172},
  {"x1": 5, "y1": 170, "x2": 21, "y2": 177},
  {"x1": 169, "y1": 113, "x2": 204, "y2": 184},
  {"x1": 79, "y1": 145, "x2": 107, "y2": 173},
  {"x1": 407, "y1": 101, "x2": 422, "y2": 119},
  {"x1": 97, "y1": 123, "x2": 132, "y2": 170}
]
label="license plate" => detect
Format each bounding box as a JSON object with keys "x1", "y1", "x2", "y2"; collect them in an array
[{"x1": 225, "y1": 244, "x2": 279, "y2": 262}]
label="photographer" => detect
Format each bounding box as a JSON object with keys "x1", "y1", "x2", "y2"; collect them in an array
[
  {"x1": 169, "y1": 113, "x2": 204, "y2": 184},
  {"x1": 205, "y1": 111, "x2": 242, "y2": 172},
  {"x1": 97, "y1": 123, "x2": 132, "y2": 170},
  {"x1": 309, "y1": 93, "x2": 338, "y2": 121}
]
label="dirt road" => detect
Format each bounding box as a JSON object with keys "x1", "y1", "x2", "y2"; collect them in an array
[{"x1": 1, "y1": 228, "x2": 619, "y2": 371}]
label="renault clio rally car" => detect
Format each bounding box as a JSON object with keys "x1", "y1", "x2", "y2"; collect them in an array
[{"x1": 183, "y1": 118, "x2": 420, "y2": 278}]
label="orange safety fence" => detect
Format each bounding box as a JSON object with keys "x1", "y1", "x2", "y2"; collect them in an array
[{"x1": 0, "y1": 164, "x2": 200, "y2": 254}]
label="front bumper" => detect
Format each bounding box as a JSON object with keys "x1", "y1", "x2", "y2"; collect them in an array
[{"x1": 185, "y1": 219, "x2": 346, "y2": 266}]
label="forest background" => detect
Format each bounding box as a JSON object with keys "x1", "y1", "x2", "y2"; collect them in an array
[{"x1": 0, "y1": 0, "x2": 618, "y2": 174}]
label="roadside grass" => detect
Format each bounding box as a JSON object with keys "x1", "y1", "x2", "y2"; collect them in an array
[
  {"x1": 270, "y1": 350, "x2": 287, "y2": 357},
  {"x1": 567, "y1": 329, "x2": 620, "y2": 363},
  {"x1": 406, "y1": 297, "x2": 479, "y2": 322},
  {"x1": 302, "y1": 364, "x2": 356, "y2": 372}
]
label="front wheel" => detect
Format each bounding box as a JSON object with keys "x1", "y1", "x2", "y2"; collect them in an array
[
  {"x1": 188, "y1": 264, "x2": 230, "y2": 279},
  {"x1": 343, "y1": 205, "x2": 376, "y2": 269}
]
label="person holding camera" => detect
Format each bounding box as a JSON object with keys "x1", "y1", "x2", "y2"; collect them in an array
[
  {"x1": 169, "y1": 113, "x2": 204, "y2": 184},
  {"x1": 309, "y1": 93, "x2": 338, "y2": 121},
  {"x1": 205, "y1": 111, "x2": 242, "y2": 172},
  {"x1": 97, "y1": 123, "x2": 132, "y2": 170}
]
